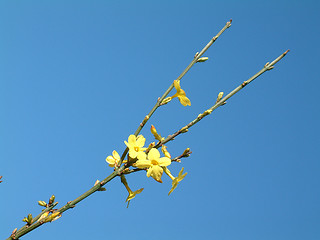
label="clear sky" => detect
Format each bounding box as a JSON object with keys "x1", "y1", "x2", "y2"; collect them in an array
[{"x1": 1, "y1": 1, "x2": 319, "y2": 240}]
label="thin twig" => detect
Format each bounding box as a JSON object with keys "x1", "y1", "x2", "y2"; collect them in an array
[
  {"x1": 13, "y1": 202, "x2": 58, "y2": 237},
  {"x1": 7, "y1": 166, "x2": 125, "y2": 240},
  {"x1": 119, "y1": 19, "x2": 232, "y2": 164},
  {"x1": 156, "y1": 50, "x2": 290, "y2": 148},
  {"x1": 6, "y1": 25, "x2": 289, "y2": 240}
]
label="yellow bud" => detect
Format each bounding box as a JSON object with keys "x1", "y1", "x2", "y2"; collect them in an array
[
  {"x1": 146, "y1": 142, "x2": 155, "y2": 152},
  {"x1": 141, "y1": 115, "x2": 149, "y2": 125},
  {"x1": 161, "y1": 97, "x2": 172, "y2": 105},
  {"x1": 161, "y1": 145, "x2": 171, "y2": 158},
  {"x1": 94, "y1": 180, "x2": 100, "y2": 186},
  {"x1": 45, "y1": 211, "x2": 61, "y2": 223},
  {"x1": 180, "y1": 126, "x2": 188, "y2": 133},
  {"x1": 203, "y1": 110, "x2": 212, "y2": 117},
  {"x1": 197, "y1": 57, "x2": 209, "y2": 62},
  {"x1": 182, "y1": 148, "x2": 191, "y2": 157},
  {"x1": 38, "y1": 211, "x2": 49, "y2": 222},
  {"x1": 27, "y1": 213, "x2": 33, "y2": 223},
  {"x1": 151, "y1": 125, "x2": 162, "y2": 141},
  {"x1": 216, "y1": 92, "x2": 224, "y2": 103},
  {"x1": 49, "y1": 195, "x2": 55, "y2": 205},
  {"x1": 38, "y1": 201, "x2": 47, "y2": 207},
  {"x1": 50, "y1": 212, "x2": 62, "y2": 222}
]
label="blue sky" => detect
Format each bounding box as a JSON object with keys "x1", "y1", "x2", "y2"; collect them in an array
[{"x1": 1, "y1": 1, "x2": 319, "y2": 239}]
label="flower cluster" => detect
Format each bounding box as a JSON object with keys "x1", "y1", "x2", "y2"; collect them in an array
[
  {"x1": 105, "y1": 79, "x2": 194, "y2": 206},
  {"x1": 106, "y1": 128, "x2": 188, "y2": 205}
]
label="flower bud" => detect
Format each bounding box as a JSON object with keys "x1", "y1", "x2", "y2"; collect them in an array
[
  {"x1": 38, "y1": 200, "x2": 47, "y2": 207},
  {"x1": 146, "y1": 142, "x2": 155, "y2": 152},
  {"x1": 38, "y1": 211, "x2": 49, "y2": 222},
  {"x1": 216, "y1": 92, "x2": 224, "y2": 103},
  {"x1": 27, "y1": 213, "x2": 33, "y2": 223},
  {"x1": 203, "y1": 110, "x2": 212, "y2": 117},
  {"x1": 94, "y1": 180, "x2": 100, "y2": 186},
  {"x1": 182, "y1": 148, "x2": 191, "y2": 157},
  {"x1": 49, "y1": 195, "x2": 55, "y2": 205},
  {"x1": 151, "y1": 125, "x2": 162, "y2": 141},
  {"x1": 45, "y1": 211, "x2": 61, "y2": 223},
  {"x1": 161, "y1": 97, "x2": 172, "y2": 105},
  {"x1": 197, "y1": 57, "x2": 209, "y2": 62},
  {"x1": 180, "y1": 126, "x2": 188, "y2": 133},
  {"x1": 161, "y1": 145, "x2": 171, "y2": 158},
  {"x1": 141, "y1": 115, "x2": 149, "y2": 125}
]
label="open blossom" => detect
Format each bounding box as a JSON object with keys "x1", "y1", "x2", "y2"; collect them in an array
[
  {"x1": 106, "y1": 150, "x2": 121, "y2": 167},
  {"x1": 171, "y1": 80, "x2": 191, "y2": 106},
  {"x1": 134, "y1": 148, "x2": 171, "y2": 183},
  {"x1": 124, "y1": 135, "x2": 147, "y2": 160}
]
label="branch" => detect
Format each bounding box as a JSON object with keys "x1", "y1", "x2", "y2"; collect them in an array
[
  {"x1": 7, "y1": 167, "x2": 125, "y2": 240},
  {"x1": 119, "y1": 19, "x2": 232, "y2": 164},
  {"x1": 156, "y1": 50, "x2": 290, "y2": 148}
]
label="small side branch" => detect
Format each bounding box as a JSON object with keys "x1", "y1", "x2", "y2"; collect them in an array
[
  {"x1": 119, "y1": 19, "x2": 232, "y2": 164},
  {"x1": 156, "y1": 50, "x2": 290, "y2": 147}
]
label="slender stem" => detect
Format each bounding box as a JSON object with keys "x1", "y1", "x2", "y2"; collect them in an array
[
  {"x1": 119, "y1": 19, "x2": 232, "y2": 163},
  {"x1": 7, "y1": 166, "x2": 125, "y2": 240},
  {"x1": 7, "y1": 22, "x2": 232, "y2": 240},
  {"x1": 13, "y1": 202, "x2": 58, "y2": 237},
  {"x1": 156, "y1": 50, "x2": 290, "y2": 148}
]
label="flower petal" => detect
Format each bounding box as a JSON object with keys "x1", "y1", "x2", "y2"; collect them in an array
[
  {"x1": 150, "y1": 165, "x2": 163, "y2": 182},
  {"x1": 113, "y1": 150, "x2": 120, "y2": 160},
  {"x1": 137, "y1": 151, "x2": 147, "y2": 160},
  {"x1": 178, "y1": 95, "x2": 191, "y2": 106},
  {"x1": 136, "y1": 135, "x2": 146, "y2": 147},
  {"x1": 128, "y1": 149, "x2": 138, "y2": 159},
  {"x1": 147, "y1": 167, "x2": 152, "y2": 177},
  {"x1": 148, "y1": 148, "x2": 160, "y2": 161},
  {"x1": 168, "y1": 179, "x2": 179, "y2": 195},
  {"x1": 158, "y1": 157, "x2": 171, "y2": 167},
  {"x1": 106, "y1": 156, "x2": 115, "y2": 165},
  {"x1": 135, "y1": 159, "x2": 151, "y2": 169},
  {"x1": 128, "y1": 135, "x2": 136, "y2": 146},
  {"x1": 174, "y1": 80, "x2": 181, "y2": 91}
]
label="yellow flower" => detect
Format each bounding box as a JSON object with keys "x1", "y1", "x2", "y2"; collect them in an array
[
  {"x1": 121, "y1": 175, "x2": 144, "y2": 208},
  {"x1": 171, "y1": 80, "x2": 191, "y2": 106},
  {"x1": 166, "y1": 167, "x2": 187, "y2": 196},
  {"x1": 124, "y1": 135, "x2": 147, "y2": 160},
  {"x1": 106, "y1": 150, "x2": 121, "y2": 167},
  {"x1": 134, "y1": 148, "x2": 171, "y2": 183},
  {"x1": 126, "y1": 188, "x2": 144, "y2": 202}
]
